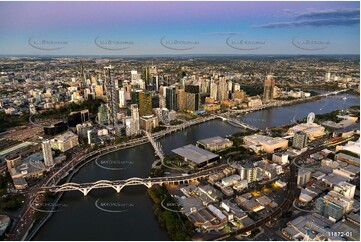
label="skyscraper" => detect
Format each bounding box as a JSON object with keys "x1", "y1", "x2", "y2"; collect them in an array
[
  {"x1": 149, "y1": 64, "x2": 157, "y2": 75},
  {"x1": 131, "y1": 70, "x2": 138, "y2": 84},
  {"x1": 217, "y1": 79, "x2": 228, "y2": 101},
  {"x1": 228, "y1": 80, "x2": 233, "y2": 92},
  {"x1": 233, "y1": 83, "x2": 241, "y2": 92},
  {"x1": 98, "y1": 103, "x2": 108, "y2": 125},
  {"x1": 118, "y1": 89, "x2": 126, "y2": 108},
  {"x1": 200, "y1": 79, "x2": 210, "y2": 94},
  {"x1": 210, "y1": 81, "x2": 218, "y2": 100},
  {"x1": 126, "y1": 104, "x2": 140, "y2": 136},
  {"x1": 80, "y1": 60, "x2": 86, "y2": 88},
  {"x1": 176, "y1": 89, "x2": 186, "y2": 111},
  {"x1": 185, "y1": 85, "x2": 200, "y2": 112},
  {"x1": 131, "y1": 104, "x2": 140, "y2": 132},
  {"x1": 42, "y1": 140, "x2": 54, "y2": 167},
  {"x1": 293, "y1": 131, "x2": 308, "y2": 149},
  {"x1": 165, "y1": 86, "x2": 177, "y2": 110},
  {"x1": 263, "y1": 75, "x2": 275, "y2": 102},
  {"x1": 104, "y1": 65, "x2": 118, "y2": 128},
  {"x1": 139, "y1": 91, "x2": 153, "y2": 116}
]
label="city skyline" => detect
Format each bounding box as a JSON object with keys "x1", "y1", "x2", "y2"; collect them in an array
[
  {"x1": 0, "y1": 1, "x2": 359, "y2": 56},
  {"x1": 0, "y1": 1, "x2": 359, "y2": 241}
]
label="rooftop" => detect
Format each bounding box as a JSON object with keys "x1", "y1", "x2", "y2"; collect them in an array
[
  {"x1": 51, "y1": 131, "x2": 77, "y2": 142},
  {"x1": 172, "y1": 144, "x2": 219, "y2": 165},
  {"x1": 197, "y1": 136, "x2": 232, "y2": 146}
]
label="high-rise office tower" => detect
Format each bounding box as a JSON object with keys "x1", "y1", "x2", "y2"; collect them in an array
[
  {"x1": 159, "y1": 95, "x2": 166, "y2": 109},
  {"x1": 165, "y1": 86, "x2": 177, "y2": 110},
  {"x1": 293, "y1": 131, "x2": 308, "y2": 149},
  {"x1": 177, "y1": 89, "x2": 186, "y2": 111},
  {"x1": 131, "y1": 70, "x2": 138, "y2": 84},
  {"x1": 98, "y1": 103, "x2": 108, "y2": 125},
  {"x1": 185, "y1": 84, "x2": 200, "y2": 112},
  {"x1": 149, "y1": 64, "x2": 157, "y2": 75},
  {"x1": 130, "y1": 104, "x2": 140, "y2": 134},
  {"x1": 130, "y1": 90, "x2": 141, "y2": 105},
  {"x1": 139, "y1": 91, "x2": 153, "y2": 116},
  {"x1": 200, "y1": 79, "x2": 210, "y2": 94},
  {"x1": 118, "y1": 89, "x2": 126, "y2": 108},
  {"x1": 104, "y1": 65, "x2": 118, "y2": 128},
  {"x1": 210, "y1": 81, "x2": 218, "y2": 100},
  {"x1": 228, "y1": 80, "x2": 233, "y2": 92},
  {"x1": 233, "y1": 83, "x2": 241, "y2": 92},
  {"x1": 80, "y1": 60, "x2": 86, "y2": 88},
  {"x1": 217, "y1": 79, "x2": 228, "y2": 101},
  {"x1": 151, "y1": 76, "x2": 159, "y2": 91},
  {"x1": 143, "y1": 67, "x2": 150, "y2": 88},
  {"x1": 42, "y1": 140, "x2": 54, "y2": 167},
  {"x1": 263, "y1": 75, "x2": 275, "y2": 102}
]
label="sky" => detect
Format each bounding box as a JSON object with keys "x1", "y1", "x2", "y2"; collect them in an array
[{"x1": 0, "y1": 1, "x2": 359, "y2": 56}]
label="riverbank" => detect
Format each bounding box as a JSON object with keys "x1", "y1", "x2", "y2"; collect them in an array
[
  {"x1": 148, "y1": 185, "x2": 194, "y2": 241},
  {"x1": 30, "y1": 93, "x2": 360, "y2": 240},
  {"x1": 25, "y1": 117, "x2": 219, "y2": 240}
]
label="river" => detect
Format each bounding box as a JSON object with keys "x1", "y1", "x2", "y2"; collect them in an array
[{"x1": 33, "y1": 93, "x2": 359, "y2": 240}]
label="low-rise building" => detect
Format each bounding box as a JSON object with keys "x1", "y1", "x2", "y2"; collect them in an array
[
  {"x1": 197, "y1": 136, "x2": 233, "y2": 151},
  {"x1": 50, "y1": 131, "x2": 79, "y2": 152},
  {"x1": 172, "y1": 144, "x2": 219, "y2": 167},
  {"x1": 139, "y1": 115, "x2": 159, "y2": 131},
  {"x1": 244, "y1": 134, "x2": 288, "y2": 153},
  {"x1": 287, "y1": 122, "x2": 325, "y2": 140},
  {"x1": 272, "y1": 153, "x2": 289, "y2": 165}
]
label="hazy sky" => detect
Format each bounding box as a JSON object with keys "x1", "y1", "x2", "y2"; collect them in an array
[{"x1": 0, "y1": 1, "x2": 359, "y2": 55}]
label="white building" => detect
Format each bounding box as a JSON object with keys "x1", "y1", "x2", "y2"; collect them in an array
[
  {"x1": 118, "y1": 89, "x2": 125, "y2": 108},
  {"x1": 297, "y1": 169, "x2": 312, "y2": 186},
  {"x1": 334, "y1": 182, "x2": 356, "y2": 199},
  {"x1": 50, "y1": 131, "x2": 79, "y2": 152},
  {"x1": 272, "y1": 153, "x2": 289, "y2": 165},
  {"x1": 42, "y1": 140, "x2": 54, "y2": 167},
  {"x1": 210, "y1": 81, "x2": 218, "y2": 100}
]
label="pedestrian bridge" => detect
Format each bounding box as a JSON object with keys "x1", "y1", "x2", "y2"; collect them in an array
[
  {"x1": 146, "y1": 131, "x2": 165, "y2": 161},
  {"x1": 214, "y1": 114, "x2": 259, "y2": 131}
]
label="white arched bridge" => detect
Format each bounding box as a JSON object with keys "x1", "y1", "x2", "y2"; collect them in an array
[{"x1": 38, "y1": 164, "x2": 228, "y2": 196}]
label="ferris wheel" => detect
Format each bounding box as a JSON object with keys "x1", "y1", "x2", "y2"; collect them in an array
[{"x1": 307, "y1": 112, "x2": 315, "y2": 124}]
